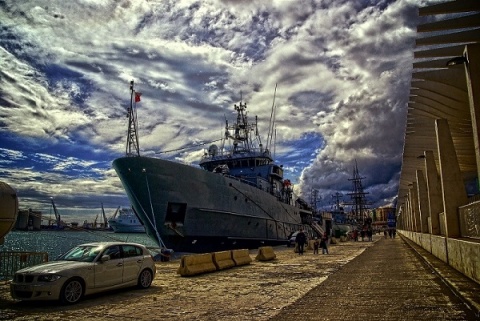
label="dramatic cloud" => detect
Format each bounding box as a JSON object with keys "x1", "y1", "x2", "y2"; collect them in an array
[{"x1": 0, "y1": 0, "x2": 435, "y2": 222}]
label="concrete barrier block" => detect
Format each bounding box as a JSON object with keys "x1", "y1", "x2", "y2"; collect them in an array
[
  {"x1": 231, "y1": 249, "x2": 252, "y2": 266},
  {"x1": 255, "y1": 246, "x2": 276, "y2": 261},
  {"x1": 177, "y1": 253, "x2": 217, "y2": 276},
  {"x1": 212, "y1": 251, "x2": 236, "y2": 270}
]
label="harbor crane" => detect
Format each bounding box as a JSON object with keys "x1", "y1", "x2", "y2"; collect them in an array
[
  {"x1": 50, "y1": 197, "x2": 62, "y2": 229},
  {"x1": 101, "y1": 203, "x2": 108, "y2": 228}
]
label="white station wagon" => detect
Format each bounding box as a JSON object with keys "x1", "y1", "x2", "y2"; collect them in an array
[{"x1": 10, "y1": 242, "x2": 156, "y2": 304}]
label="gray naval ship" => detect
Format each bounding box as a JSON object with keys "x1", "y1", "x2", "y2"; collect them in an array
[{"x1": 113, "y1": 81, "x2": 321, "y2": 252}]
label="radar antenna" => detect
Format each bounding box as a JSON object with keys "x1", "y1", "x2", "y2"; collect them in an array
[{"x1": 126, "y1": 80, "x2": 141, "y2": 157}]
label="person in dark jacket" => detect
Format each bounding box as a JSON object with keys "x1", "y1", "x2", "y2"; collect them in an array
[
  {"x1": 295, "y1": 229, "x2": 307, "y2": 255},
  {"x1": 313, "y1": 237, "x2": 320, "y2": 254},
  {"x1": 320, "y1": 232, "x2": 329, "y2": 254}
]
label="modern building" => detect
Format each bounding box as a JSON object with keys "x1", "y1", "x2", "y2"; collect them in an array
[{"x1": 396, "y1": 0, "x2": 480, "y2": 285}]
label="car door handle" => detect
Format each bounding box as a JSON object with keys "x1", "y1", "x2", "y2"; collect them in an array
[
  {"x1": 116, "y1": 263, "x2": 123, "y2": 267},
  {"x1": 136, "y1": 260, "x2": 143, "y2": 263}
]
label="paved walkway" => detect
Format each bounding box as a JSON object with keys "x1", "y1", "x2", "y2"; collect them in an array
[{"x1": 269, "y1": 235, "x2": 480, "y2": 321}]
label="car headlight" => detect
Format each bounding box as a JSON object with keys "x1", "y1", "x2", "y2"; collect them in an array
[{"x1": 38, "y1": 274, "x2": 62, "y2": 282}]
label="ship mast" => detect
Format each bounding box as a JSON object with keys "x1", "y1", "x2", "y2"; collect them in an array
[
  {"x1": 226, "y1": 101, "x2": 258, "y2": 153},
  {"x1": 126, "y1": 80, "x2": 140, "y2": 157},
  {"x1": 345, "y1": 161, "x2": 371, "y2": 225},
  {"x1": 332, "y1": 192, "x2": 343, "y2": 211}
]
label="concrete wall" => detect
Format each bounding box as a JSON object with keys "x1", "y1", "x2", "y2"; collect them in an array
[
  {"x1": 399, "y1": 230, "x2": 479, "y2": 284},
  {"x1": 448, "y1": 238, "x2": 480, "y2": 283},
  {"x1": 420, "y1": 233, "x2": 432, "y2": 253},
  {"x1": 431, "y1": 235, "x2": 448, "y2": 264}
]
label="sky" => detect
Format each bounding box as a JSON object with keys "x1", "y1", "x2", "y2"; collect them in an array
[{"x1": 0, "y1": 0, "x2": 438, "y2": 223}]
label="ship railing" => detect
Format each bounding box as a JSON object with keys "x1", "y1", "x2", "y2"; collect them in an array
[
  {"x1": 223, "y1": 174, "x2": 259, "y2": 188},
  {"x1": 200, "y1": 149, "x2": 272, "y2": 162},
  {"x1": 222, "y1": 173, "x2": 297, "y2": 206},
  {"x1": 0, "y1": 251, "x2": 49, "y2": 282}
]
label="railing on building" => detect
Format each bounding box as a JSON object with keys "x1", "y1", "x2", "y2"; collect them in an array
[
  {"x1": 459, "y1": 201, "x2": 480, "y2": 240},
  {"x1": 0, "y1": 251, "x2": 49, "y2": 282}
]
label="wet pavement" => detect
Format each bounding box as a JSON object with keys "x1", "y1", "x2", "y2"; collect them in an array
[{"x1": 0, "y1": 234, "x2": 479, "y2": 320}]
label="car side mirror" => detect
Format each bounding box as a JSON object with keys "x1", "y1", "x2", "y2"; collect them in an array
[{"x1": 100, "y1": 255, "x2": 110, "y2": 262}]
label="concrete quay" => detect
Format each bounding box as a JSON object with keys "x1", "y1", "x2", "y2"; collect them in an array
[
  {"x1": 270, "y1": 234, "x2": 480, "y2": 321},
  {"x1": 0, "y1": 234, "x2": 479, "y2": 320}
]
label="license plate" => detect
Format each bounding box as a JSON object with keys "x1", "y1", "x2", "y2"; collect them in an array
[{"x1": 15, "y1": 285, "x2": 30, "y2": 291}]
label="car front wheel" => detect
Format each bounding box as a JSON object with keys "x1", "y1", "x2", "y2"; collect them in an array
[
  {"x1": 60, "y1": 278, "x2": 84, "y2": 304},
  {"x1": 137, "y1": 269, "x2": 153, "y2": 289}
]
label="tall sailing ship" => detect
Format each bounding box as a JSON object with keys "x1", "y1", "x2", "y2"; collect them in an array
[
  {"x1": 113, "y1": 81, "x2": 320, "y2": 252},
  {"x1": 345, "y1": 161, "x2": 372, "y2": 228}
]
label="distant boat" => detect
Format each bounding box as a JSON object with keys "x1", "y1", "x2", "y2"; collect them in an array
[
  {"x1": 329, "y1": 193, "x2": 354, "y2": 236},
  {"x1": 108, "y1": 207, "x2": 145, "y2": 233}
]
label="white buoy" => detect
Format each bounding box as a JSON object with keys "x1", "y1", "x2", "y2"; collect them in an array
[{"x1": 0, "y1": 181, "x2": 18, "y2": 245}]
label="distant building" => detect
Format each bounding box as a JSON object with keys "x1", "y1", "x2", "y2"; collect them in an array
[
  {"x1": 15, "y1": 209, "x2": 42, "y2": 231},
  {"x1": 371, "y1": 207, "x2": 396, "y2": 229}
]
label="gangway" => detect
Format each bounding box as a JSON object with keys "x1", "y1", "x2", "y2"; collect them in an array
[{"x1": 310, "y1": 221, "x2": 325, "y2": 237}]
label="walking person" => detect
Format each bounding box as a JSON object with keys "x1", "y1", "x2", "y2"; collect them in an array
[
  {"x1": 313, "y1": 237, "x2": 320, "y2": 254},
  {"x1": 295, "y1": 229, "x2": 306, "y2": 255},
  {"x1": 320, "y1": 232, "x2": 329, "y2": 254},
  {"x1": 367, "y1": 228, "x2": 373, "y2": 241}
]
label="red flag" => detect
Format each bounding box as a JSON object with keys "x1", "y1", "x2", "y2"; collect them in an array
[{"x1": 135, "y1": 92, "x2": 142, "y2": 103}]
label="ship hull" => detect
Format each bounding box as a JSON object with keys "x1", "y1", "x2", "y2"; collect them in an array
[{"x1": 113, "y1": 156, "x2": 312, "y2": 252}]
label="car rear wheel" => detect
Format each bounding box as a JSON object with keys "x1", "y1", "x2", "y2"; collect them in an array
[
  {"x1": 60, "y1": 278, "x2": 84, "y2": 304},
  {"x1": 137, "y1": 269, "x2": 153, "y2": 289}
]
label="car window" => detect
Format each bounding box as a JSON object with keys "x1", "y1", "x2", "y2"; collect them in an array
[
  {"x1": 122, "y1": 245, "x2": 142, "y2": 258},
  {"x1": 58, "y1": 245, "x2": 101, "y2": 262},
  {"x1": 103, "y1": 245, "x2": 122, "y2": 260}
]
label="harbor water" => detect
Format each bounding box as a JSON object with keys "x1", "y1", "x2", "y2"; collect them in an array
[{"x1": 0, "y1": 230, "x2": 159, "y2": 260}]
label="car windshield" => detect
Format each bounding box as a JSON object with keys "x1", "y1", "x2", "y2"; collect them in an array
[{"x1": 58, "y1": 245, "x2": 103, "y2": 262}]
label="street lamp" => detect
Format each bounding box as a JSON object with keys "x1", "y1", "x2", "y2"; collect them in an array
[{"x1": 446, "y1": 56, "x2": 468, "y2": 66}]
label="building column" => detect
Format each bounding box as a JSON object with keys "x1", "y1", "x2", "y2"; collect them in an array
[
  {"x1": 416, "y1": 170, "x2": 429, "y2": 233},
  {"x1": 410, "y1": 183, "x2": 420, "y2": 232},
  {"x1": 424, "y1": 150, "x2": 442, "y2": 235},
  {"x1": 404, "y1": 194, "x2": 409, "y2": 231},
  {"x1": 397, "y1": 205, "x2": 404, "y2": 230},
  {"x1": 464, "y1": 44, "x2": 480, "y2": 189},
  {"x1": 403, "y1": 195, "x2": 409, "y2": 232},
  {"x1": 435, "y1": 119, "x2": 468, "y2": 238}
]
